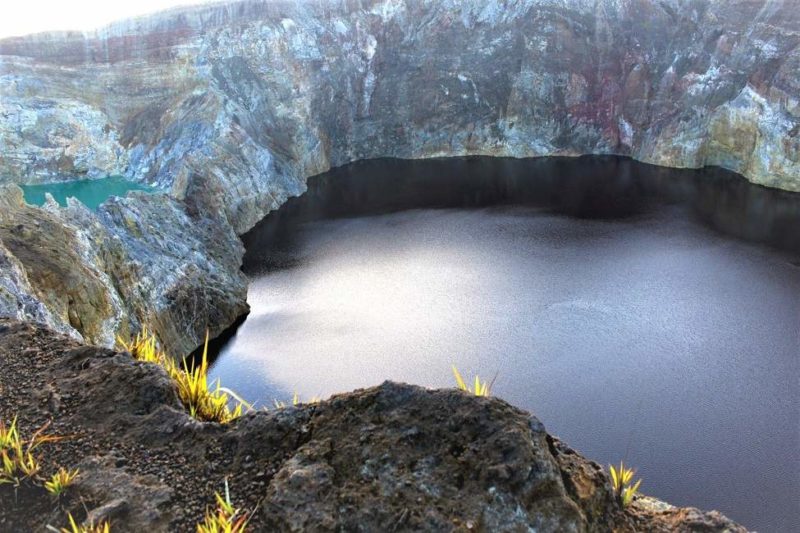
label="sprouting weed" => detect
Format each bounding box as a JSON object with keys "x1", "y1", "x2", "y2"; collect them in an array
[
  {"x1": 48, "y1": 513, "x2": 110, "y2": 533},
  {"x1": 44, "y1": 467, "x2": 80, "y2": 497},
  {"x1": 117, "y1": 326, "x2": 166, "y2": 366},
  {"x1": 197, "y1": 479, "x2": 248, "y2": 533},
  {"x1": 173, "y1": 334, "x2": 243, "y2": 424},
  {"x1": 0, "y1": 417, "x2": 19, "y2": 450},
  {"x1": 273, "y1": 392, "x2": 320, "y2": 409},
  {"x1": 121, "y1": 329, "x2": 246, "y2": 424},
  {"x1": 0, "y1": 418, "x2": 60, "y2": 487},
  {"x1": 15, "y1": 448, "x2": 40, "y2": 478},
  {"x1": 451, "y1": 365, "x2": 490, "y2": 396},
  {"x1": 609, "y1": 461, "x2": 642, "y2": 507}
]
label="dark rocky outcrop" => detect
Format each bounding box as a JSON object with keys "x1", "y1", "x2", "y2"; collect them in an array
[
  {"x1": 0, "y1": 0, "x2": 798, "y2": 353},
  {"x1": 0, "y1": 319, "x2": 747, "y2": 532},
  {"x1": 0, "y1": 184, "x2": 247, "y2": 354}
]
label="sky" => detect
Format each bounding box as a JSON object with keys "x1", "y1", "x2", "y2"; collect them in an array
[{"x1": 0, "y1": 1, "x2": 217, "y2": 39}]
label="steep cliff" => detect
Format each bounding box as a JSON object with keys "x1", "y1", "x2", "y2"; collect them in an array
[
  {"x1": 0, "y1": 0, "x2": 798, "y2": 352},
  {"x1": 0, "y1": 184, "x2": 247, "y2": 354},
  {"x1": 2, "y1": 0, "x2": 800, "y2": 211}
]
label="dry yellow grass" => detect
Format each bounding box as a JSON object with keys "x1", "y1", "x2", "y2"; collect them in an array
[
  {"x1": 119, "y1": 329, "x2": 244, "y2": 424},
  {"x1": 197, "y1": 480, "x2": 248, "y2": 533},
  {"x1": 451, "y1": 365, "x2": 490, "y2": 396},
  {"x1": 609, "y1": 461, "x2": 643, "y2": 507}
]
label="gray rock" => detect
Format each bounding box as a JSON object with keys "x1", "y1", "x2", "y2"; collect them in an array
[
  {"x1": 0, "y1": 0, "x2": 797, "y2": 352},
  {"x1": 1, "y1": 0, "x2": 798, "y2": 203},
  {"x1": 0, "y1": 318, "x2": 749, "y2": 532},
  {"x1": 0, "y1": 183, "x2": 247, "y2": 355}
]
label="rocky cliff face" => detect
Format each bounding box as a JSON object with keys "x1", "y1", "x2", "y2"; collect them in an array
[
  {"x1": 0, "y1": 185, "x2": 247, "y2": 355},
  {"x1": 2, "y1": 0, "x2": 799, "y2": 201},
  {"x1": 0, "y1": 0, "x2": 798, "y2": 352}
]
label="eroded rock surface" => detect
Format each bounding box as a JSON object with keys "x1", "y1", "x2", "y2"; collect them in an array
[
  {"x1": 2, "y1": 0, "x2": 799, "y2": 199},
  {"x1": 0, "y1": 0, "x2": 798, "y2": 352},
  {"x1": 0, "y1": 319, "x2": 747, "y2": 532},
  {"x1": 0, "y1": 184, "x2": 247, "y2": 354}
]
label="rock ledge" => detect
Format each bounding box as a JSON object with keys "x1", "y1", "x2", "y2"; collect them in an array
[{"x1": 0, "y1": 319, "x2": 746, "y2": 532}]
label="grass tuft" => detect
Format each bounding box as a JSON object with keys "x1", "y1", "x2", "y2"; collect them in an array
[
  {"x1": 197, "y1": 479, "x2": 248, "y2": 533},
  {"x1": 44, "y1": 467, "x2": 80, "y2": 497},
  {"x1": 1, "y1": 416, "x2": 76, "y2": 501},
  {"x1": 0, "y1": 417, "x2": 19, "y2": 450},
  {"x1": 50, "y1": 513, "x2": 110, "y2": 533},
  {"x1": 609, "y1": 461, "x2": 642, "y2": 507},
  {"x1": 0, "y1": 417, "x2": 56, "y2": 487},
  {"x1": 118, "y1": 326, "x2": 165, "y2": 365},
  {"x1": 119, "y1": 329, "x2": 245, "y2": 424},
  {"x1": 273, "y1": 392, "x2": 320, "y2": 409},
  {"x1": 451, "y1": 365, "x2": 490, "y2": 396},
  {"x1": 174, "y1": 332, "x2": 243, "y2": 423}
]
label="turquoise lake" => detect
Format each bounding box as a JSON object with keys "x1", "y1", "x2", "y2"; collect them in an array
[{"x1": 20, "y1": 176, "x2": 152, "y2": 210}]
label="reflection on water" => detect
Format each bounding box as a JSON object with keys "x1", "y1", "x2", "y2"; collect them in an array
[
  {"x1": 209, "y1": 156, "x2": 800, "y2": 532},
  {"x1": 242, "y1": 156, "x2": 800, "y2": 270}
]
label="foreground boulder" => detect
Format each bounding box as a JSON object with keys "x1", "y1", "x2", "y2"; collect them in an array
[{"x1": 0, "y1": 319, "x2": 745, "y2": 531}]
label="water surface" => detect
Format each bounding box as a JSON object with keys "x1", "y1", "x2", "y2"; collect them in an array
[
  {"x1": 209, "y1": 156, "x2": 799, "y2": 532},
  {"x1": 21, "y1": 176, "x2": 152, "y2": 209}
]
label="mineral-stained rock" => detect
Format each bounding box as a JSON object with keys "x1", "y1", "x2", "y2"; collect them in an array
[
  {"x1": 0, "y1": 319, "x2": 747, "y2": 532},
  {"x1": 0, "y1": 186, "x2": 119, "y2": 343},
  {"x1": 0, "y1": 183, "x2": 248, "y2": 355},
  {"x1": 1, "y1": 0, "x2": 798, "y2": 203},
  {"x1": 0, "y1": 0, "x2": 798, "y2": 352},
  {"x1": 0, "y1": 239, "x2": 61, "y2": 331}
]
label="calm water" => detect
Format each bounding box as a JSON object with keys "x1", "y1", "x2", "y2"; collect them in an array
[
  {"x1": 208, "y1": 156, "x2": 800, "y2": 532},
  {"x1": 21, "y1": 176, "x2": 152, "y2": 209}
]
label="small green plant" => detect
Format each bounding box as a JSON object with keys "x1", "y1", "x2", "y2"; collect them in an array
[
  {"x1": 174, "y1": 331, "x2": 243, "y2": 423},
  {"x1": 197, "y1": 479, "x2": 248, "y2": 533},
  {"x1": 1, "y1": 446, "x2": 40, "y2": 487},
  {"x1": 120, "y1": 329, "x2": 245, "y2": 424},
  {"x1": 609, "y1": 461, "x2": 642, "y2": 507},
  {"x1": 451, "y1": 365, "x2": 490, "y2": 396},
  {"x1": 0, "y1": 416, "x2": 19, "y2": 449},
  {"x1": 50, "y1": 513, "x2": 110, "y2": 533},
  {"x1": 0, "y1": 417, "x2": 54, "y2": 487},
  {"x1": 273, "y1": 392, "x2": 320, "y2": 409},
  {"x1": 118, "y1": 326, "x2": 165, "y2": 365},
  {"x1": 45, "y1": 467, "x2": 80, "y2": 497}
]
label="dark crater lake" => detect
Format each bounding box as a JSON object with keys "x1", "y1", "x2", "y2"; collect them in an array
[{"x1": 208, "y1": 156, "x2": 800, "y2": 531}]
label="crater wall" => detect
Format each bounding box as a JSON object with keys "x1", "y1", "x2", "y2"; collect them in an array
[{"x1": 0, "y1": 0, "x2": 798, "y2": 353}]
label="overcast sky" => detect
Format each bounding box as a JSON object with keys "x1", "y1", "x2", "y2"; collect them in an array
[{"x1": 0, "y1": 1, "x2": 217, "y2": 38}]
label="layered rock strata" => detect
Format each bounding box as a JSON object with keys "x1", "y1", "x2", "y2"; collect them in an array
[
  {"x1": 0, "y1": 185, "x2": 247, "y2": 355},
  {"x1": 0, "y1": 0, "x2": 798, "y2": 352}
]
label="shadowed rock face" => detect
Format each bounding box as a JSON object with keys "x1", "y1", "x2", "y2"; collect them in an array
[
  {"x1": 0, "y1": 319, "x2": 747, "y2": 532},
  {"x1": 2, "y1": 0, "x2": 799, "y2": 210},
  {"x1": 0, "y1": 0, "x2": 798, "y2": 352},
  {"x1": 0, "y1": 185, "x2": 247, "y2": 354}
]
